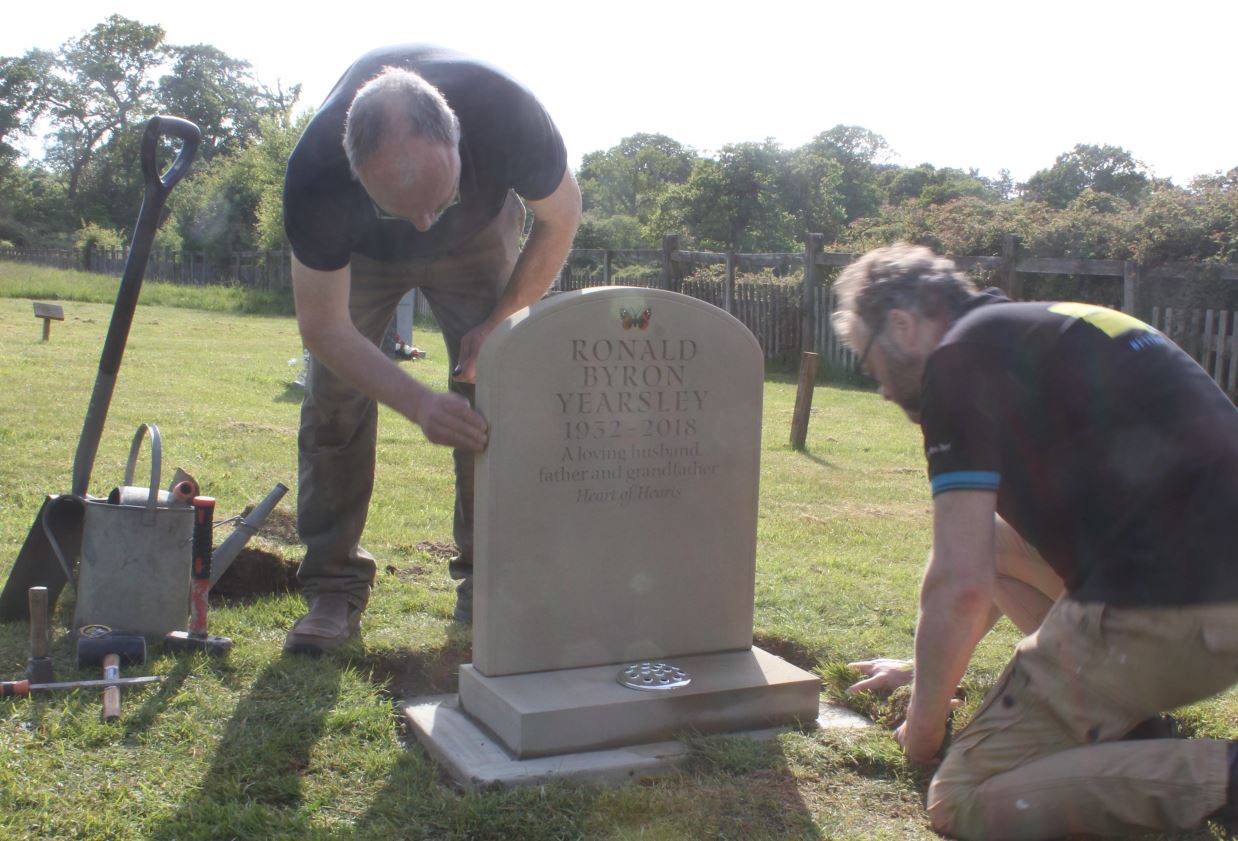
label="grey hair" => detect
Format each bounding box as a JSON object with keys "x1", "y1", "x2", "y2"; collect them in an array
[
  {"x1": 343, "y1": 66, "x2": 460, "y2": 179},
  {"x1": 831, "y1": 242, "x2": 978, "y2": 347}
]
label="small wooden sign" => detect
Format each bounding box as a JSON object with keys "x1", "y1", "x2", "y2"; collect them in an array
[{"x1": 33, "y1": 302, "x2": 64, "y2": 341}]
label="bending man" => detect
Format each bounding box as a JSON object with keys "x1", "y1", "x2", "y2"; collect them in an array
[{"x1": 282, "y1": 45, "x2": 580, "y2": 652}]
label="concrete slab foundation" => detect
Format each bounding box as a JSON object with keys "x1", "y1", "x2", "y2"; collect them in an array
[{"x1": 403, "y1": 694, "x2": 869, "y2": 790}]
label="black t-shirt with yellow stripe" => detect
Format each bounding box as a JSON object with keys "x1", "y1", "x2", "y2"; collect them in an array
[{"x1": 922, "y1": 291, "x2": 1238, "y2": 605}]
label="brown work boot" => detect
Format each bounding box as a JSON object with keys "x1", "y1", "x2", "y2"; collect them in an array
[{"x1": 283, "y1": 593, "x2": 362, "y2": 656}]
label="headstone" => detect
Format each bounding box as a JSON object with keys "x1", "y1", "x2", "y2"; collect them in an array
[
  {"x1": 472, "y1": 287, "x2": 763, "y2": 675},
  {"x1": 448, "y1": 287, "x2": 821, "y2": 760}
]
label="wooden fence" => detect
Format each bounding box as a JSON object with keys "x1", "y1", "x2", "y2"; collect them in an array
[
  {"x1": 560, "y1": 236, "x2": 1238, "y2": 399},
  {"x1": 0, "y1": 246, "x2": 294, "y2": 290},
  {"x1": 4, "y1": 236, "x2": 1237, "y2": 398},
  {"x1": 1149, "y1": 307, "x2": 1238, "y2": 397}
]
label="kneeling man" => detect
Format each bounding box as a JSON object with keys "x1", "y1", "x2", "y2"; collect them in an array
[{"x1": 833, "y1": 243, "x2": 1238, "y2": 840}]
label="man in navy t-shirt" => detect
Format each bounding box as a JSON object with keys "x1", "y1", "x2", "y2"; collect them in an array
[
  {"x1": 833, "y1": 243, "x2": 1238, "y2": 839},
  {"x1": 282, "y1": 45, "x2": 580, "y2": 652}
]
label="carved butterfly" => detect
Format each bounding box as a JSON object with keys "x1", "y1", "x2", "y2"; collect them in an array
[{"x1": 620, "y1": 307, "x2": 652, "y2": 330}]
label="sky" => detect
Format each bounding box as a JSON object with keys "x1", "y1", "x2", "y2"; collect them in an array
[{"x1": 4, "y1": 0, "x2": 1235, "y2": 187}]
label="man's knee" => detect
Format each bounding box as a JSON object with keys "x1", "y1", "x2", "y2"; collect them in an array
[{"x1": 926, "y1": 758, "x2": 982, "y2": 839}]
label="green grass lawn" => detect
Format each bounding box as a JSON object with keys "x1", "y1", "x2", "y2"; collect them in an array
[{"x1": 0, "y1": 263, "x2": 1233, "y2": 840}]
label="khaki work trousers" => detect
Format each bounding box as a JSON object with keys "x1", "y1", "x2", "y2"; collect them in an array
[
  {"x1": 295, "y1": 193, "x2": 525, "y2": 606},
  {"x1": 928, "y1": 592, "x2": 1238, "y2": 840}
]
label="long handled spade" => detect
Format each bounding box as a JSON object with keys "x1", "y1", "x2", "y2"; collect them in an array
[{"x1": 0, "y1": 116, "x2": 201, "y2": 621}]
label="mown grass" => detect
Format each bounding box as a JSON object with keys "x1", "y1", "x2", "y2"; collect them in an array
[
  {"x1": 0, "y1": 263, "x2": 1233, "y2": 841},
  {"x1": 0, "y1": 261, "x2": 294, "y2": 315}
]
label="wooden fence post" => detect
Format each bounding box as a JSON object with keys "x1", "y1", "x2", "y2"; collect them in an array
[
  {"x1": 660, "y1": 234, "x2": 681, "y2": 292},
  {"x1": 724, "y1": 251, "x2": 736, "y2": 314},
  {"x1": 603, "y1": 249, "x2": 613, "y2": 285},
  {"x1": 1122, "y1": 260, "x2": 1141, "y2": 317},
  {"x1": 790, "y1": 351, "x2": 819, "y2": 450},
  {"x1": 1000, "y1": 234, "x2": 1023, "y2": 300},
  {"x1": 802, "y1": 233, "x2": 824, "y2": 356}
]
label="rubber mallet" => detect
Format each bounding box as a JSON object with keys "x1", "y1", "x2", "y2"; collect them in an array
[
  {"x1": 164, "y1": 497, "x2": 233, "y2": 657},
  {"x1": 26, "y1": 586, "x2": 54, "y2": 684},
  {"x1": 76, "y1": 629, "x2": 147, "y2": 723}
]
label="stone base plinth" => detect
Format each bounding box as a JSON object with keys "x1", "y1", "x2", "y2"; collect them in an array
[{"x1": 457, "y1": 646, "x2": 820, "y2": 759}]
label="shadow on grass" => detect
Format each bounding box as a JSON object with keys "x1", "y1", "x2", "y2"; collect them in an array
[
  {"x1": 793, "y1": 449, "x2": 838, "y2": 469},
  {"x1": 351, "y1": 625, "x2": 473, "y2": 699},
  {"x1": 339, "y1": 632, "x2": 822, "y2": 841},
  {"x1": 678, "y1": 731, "x2": 829, "y2": 838},
  {"x1": 147, "y1": 654, "x2": 345, "y2": 841}
]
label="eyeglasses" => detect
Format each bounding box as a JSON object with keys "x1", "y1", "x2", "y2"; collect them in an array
[
  {"x1": 371, "y1": 200, "x2": 402, "y2": 222},
  {"x1": 371, "y1": 188, "x2": 462, "y2": 223},
  {"x1": 856, "y1": 318, "x2": 885, "y2": 375}
]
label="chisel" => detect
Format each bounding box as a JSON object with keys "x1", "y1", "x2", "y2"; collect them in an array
[{"x1": 1, "y1": 674, "x2": 161, "y2": 698}]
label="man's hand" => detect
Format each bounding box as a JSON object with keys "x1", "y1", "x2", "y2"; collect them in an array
[
  {"x1": 414, "y1": 390, "x2": 488, "y2": 450},
  {"x1": 894, "y1": 715, "x2": 948, "y2": 765},
  {"x1": 452, "y1": 321, "x2": 495, "y2": 385},
  {"x1": 846, "y1": 658, "x2": 914, "y2": 694}
]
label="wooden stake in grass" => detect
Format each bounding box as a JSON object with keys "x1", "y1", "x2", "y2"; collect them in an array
[{"x1": 790, "y1": 351, "x2": 819, "y2": 450}]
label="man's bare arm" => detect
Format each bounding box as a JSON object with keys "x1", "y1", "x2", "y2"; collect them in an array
[
  {"x1": 291, "y1": 257, "x2": 487, "y2": 450},
  {"x1": 897, "y1": 489, "x2": 997, "y2": 762},
  {"x1": 453, "y1": 168, "x2": 582, "y2": 382}
]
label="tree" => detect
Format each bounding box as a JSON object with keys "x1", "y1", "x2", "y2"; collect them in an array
[
  {"x1": 166, "y1": 110, "x2": 310, "y2": 258},
  {"x1": 880, "y1": 164, "x2": 1003, "y2": 207},
  {"x1": 2, "y1": 15, "x2": 300, "y2": 245},
  {"x1": 1130, "y1": 175, "x2": 1238, "y2": 264},
  {"x1": 0, "y1": 162, "x2": 70, "y2": 245},
  {"x1": 577, "y1": 133, "x2": 695, "y2": 245},
  {"x1": 0, "y1": 50, "x2": 56, "y2": 168},
  {"x1": 801, "y1": 125, "x2": 891, "y2": 221},
  {"x1": 41, "y1": 15, "x2": 166, "y2": 206},
  {"x1": 1022, "y1": 144, "x2": 1151, "y2": 209},
  {"x1": 574, "y1": 213, "x2": 646, "y2": 250},
  {"x1": 782, "y1": 144, "x2": 847, "y2": 242},
  {"x1": 159, "y1": 44, "x2": 301, "y2": 160},
  {"x1": 655, "y1": 140, "x2": 799, "y2": 252}
]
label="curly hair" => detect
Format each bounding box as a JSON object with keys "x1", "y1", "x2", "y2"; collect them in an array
[{"x1": 831, "y1": 243, "x2": 977, "y2": 347}]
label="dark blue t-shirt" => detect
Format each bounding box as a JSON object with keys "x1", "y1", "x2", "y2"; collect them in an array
[
  {"x1": 921, "y1": 292, "x2": 1238, "y2": 606},
  {"x1": 284, "y1": 45, "x2": 567, "y2": 271}
]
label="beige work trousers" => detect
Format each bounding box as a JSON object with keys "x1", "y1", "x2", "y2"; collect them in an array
[
  {"x1": 295, "y1": 193, "x2": 525, "y2": 605},
  {"x1": 928, "y1": 595, "x2": 1238, "y2": 840}
]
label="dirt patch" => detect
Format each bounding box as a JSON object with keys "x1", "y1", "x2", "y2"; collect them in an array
[
  {"x1": 414, "y1": 540, "x2": 458, "y2": 561},
  {"x1": 752, "y1": 631, "x2": 820, "y2": 672},
  {"x1": 208, "y1": 505, "x2": 303, "y2": 601},
  {"x1": 383, "y1": 563, "x2": 431, "y2": 580},
  {"x1": 381, "y1": 541, "x2": 456, "y2": 579},
  {"x1": 242, "y1": 507, "x2": 298, "y2": 544},
  {"x1": 359, "y1": 637, "x2": 472, "y2": 698},
  {"x1": 212, "y1": 546, "x2": 300, "y2": 601}
]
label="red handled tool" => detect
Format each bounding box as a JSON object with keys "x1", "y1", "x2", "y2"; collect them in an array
[{"x1": 164, "y1": 497, "x2": 233, "y2": 656}]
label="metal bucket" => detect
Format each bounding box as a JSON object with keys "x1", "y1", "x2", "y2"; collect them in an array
[{"x1": 70, "y1": 424, "x2": 193, "y2": 637}]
